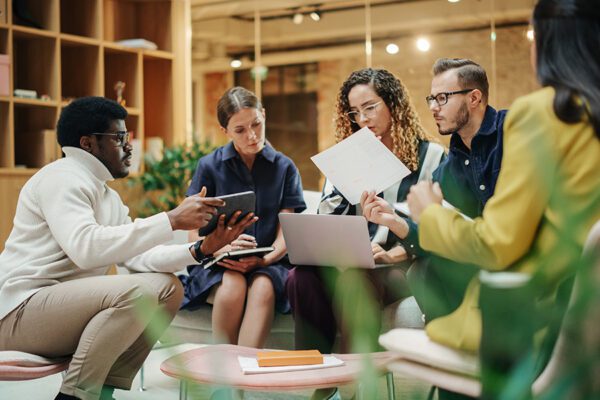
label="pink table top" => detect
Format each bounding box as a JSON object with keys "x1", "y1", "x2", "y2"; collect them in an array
[{"x1": 160, "y1": 344, "x2": 398, "y2": 391}]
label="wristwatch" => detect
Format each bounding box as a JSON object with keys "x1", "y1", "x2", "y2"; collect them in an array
[{"x1": 190, "y1": 239, "x2": 208, "y2": 263}]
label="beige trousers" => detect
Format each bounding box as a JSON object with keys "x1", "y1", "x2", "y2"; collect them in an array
[{"x1": 0, "y1": 273, "x2": 183, "y2": 400}]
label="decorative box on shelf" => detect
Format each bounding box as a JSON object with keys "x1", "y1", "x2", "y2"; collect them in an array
[{"x1": 0, "y1": 54, "x2": 9, "y2": 96}]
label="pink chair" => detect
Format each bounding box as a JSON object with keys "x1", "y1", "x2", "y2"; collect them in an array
[
  {"x1": 380, "y1": 219, "x2": 600, "y2": 399},
  {"x1": 0, "y1": 351, "x2": 70, "y2": 381}
]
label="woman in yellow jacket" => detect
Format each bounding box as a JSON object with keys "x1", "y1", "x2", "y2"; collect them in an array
[{"x1": 407, "y1": 0, "x2": 600, "y2": 352}]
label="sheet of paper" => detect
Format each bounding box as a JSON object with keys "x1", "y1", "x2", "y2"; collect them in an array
[
  {"x1": 394, "y1": 200, "x2": 473, "y2": 222},
  {"x1": 310, "y1": 127, "x2": 411, "y2": 205},
  {"x1": 237, "y1": 355, "x2": 345, "y2": 375}
]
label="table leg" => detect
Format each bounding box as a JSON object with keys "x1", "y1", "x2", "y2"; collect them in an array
[
  {"x1": 139, "y1": 364, "x2": 145, "y2": 391},
  {"x1": 179, "y1": 380, "x2": 188, "y2": 400},
  {"x1": 386, "y1": 372, "x2": 396, "y2": 400},
  {"x1": 356, "y1": 382, "x2": 363, "y2": 400}
]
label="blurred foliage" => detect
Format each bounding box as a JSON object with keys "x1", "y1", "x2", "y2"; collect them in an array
[{"x1": 129, "y1": 141, "x2": 216, "y2": 217}]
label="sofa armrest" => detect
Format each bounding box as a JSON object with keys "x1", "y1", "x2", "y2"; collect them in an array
[{"x1": 479, "y1": 270, "x2": 531, "y2": 289}]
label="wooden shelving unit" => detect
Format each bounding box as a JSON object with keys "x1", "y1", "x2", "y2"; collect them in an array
[{"x1": 0, "y1": 0, "x2": 191, "y2": 248}]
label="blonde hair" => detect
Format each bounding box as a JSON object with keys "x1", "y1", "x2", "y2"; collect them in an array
[{"x1": 333, "y1": 68, "x2": 430, "y2": 171}]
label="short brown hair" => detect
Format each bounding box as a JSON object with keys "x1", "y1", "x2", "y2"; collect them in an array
[{"x1": 432, "y1": 58, "x2": 489, "y2": 104}]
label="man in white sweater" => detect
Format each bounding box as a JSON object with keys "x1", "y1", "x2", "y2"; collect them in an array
[{"x1": 0, "y1": 97, "x2": 256, "y2": 400}]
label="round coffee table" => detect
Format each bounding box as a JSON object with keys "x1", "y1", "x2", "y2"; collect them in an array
[{"x1": 160, "y1": 344, "x2": 397, "y2": 399}]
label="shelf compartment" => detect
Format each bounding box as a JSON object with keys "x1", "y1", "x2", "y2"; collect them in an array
[
  {"x1": 103, "y1": 0, "x2": 171, "y2": 52},
  {"x1": 13, "y1": 103, "x2": 59, "y2": 168},
  {"x1": 60, "y1": 0, "x2": 100, "y2": 39},
  {"x1": 143, "y1": 57, "x2": 172, "y2": 145},
  {"x1": 12, "y1": 24, "x2": 57, "y2": 38},
  {"x1": 13, "y1": 32, "x2": 58, "y2": 101},
  {"x1": 61, "y1": 41, "x2": 101, "y2": 100},
  {"x1": 104, "y1": 47, "x2": 140, "y2": 108},
  {"x1": 0, "y1": 101, "x2": 11, "y2": 167},
  {"x1": 60, "y1": 33, "x2": 100, "y2": 46},
  {"x1": 1, "y1": 26, "x2": 8, "y2": 53},
  {"x1": 143, "y1": 49, "x2": 173, "y2": 60},
  {"x1": 13, "y1": 97, "x2": 58, "y2": 107},
  {"x1": 0, "y1": 168, "x2": 38, "y2": 176},
  {"x1": 13, "y1": 0, "x2": 58, "y2": 32},
  {"x1": 0, "y1": 28, "x2": 8, "y2": 97},
  {"x1": 103, "y1": 41, "x2": 139, "y2": 55}
]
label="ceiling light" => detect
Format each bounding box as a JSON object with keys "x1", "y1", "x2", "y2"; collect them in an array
[
  {"x1": 230, "y1": 59, "x2": 242, "y2": 68},
  {"x1": 251, "y1": 65, "x2": 269, "y2": 81},
  {"x1": 416, "y1": 37, "x2": 431, "y2": 52},
  {"x1": 292, "y1": 12, "x2": 304, "y2": 24},
  {"x1": 527, "y1": 28, "x2": 534, "y2": 41},
  {"x1": 386, "y1": 43, "x2": 399, "y2": 55},
  {"x1": 310, "y1": 10, "x2": 321, "y2": 21},
  {"x1": 448, "y1": 0, "x2": 461, "y2": 3}
]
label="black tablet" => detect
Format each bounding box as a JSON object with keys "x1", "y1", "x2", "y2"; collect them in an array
[{"x1": 198, "y1": 191, "x2": 256, "y2": 236}]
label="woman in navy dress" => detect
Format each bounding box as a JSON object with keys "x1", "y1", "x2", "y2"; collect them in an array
[{"x1": 180, "y1": 86, "x2": 306, "y2": 348}]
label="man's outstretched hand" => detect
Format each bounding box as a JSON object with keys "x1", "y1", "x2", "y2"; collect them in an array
[
  {"x1": 201, "y1": 211, "x2": 259, "y2": 255},
  {"x1": 167, "y1": 187, "x2": 225, "y2": 231}
]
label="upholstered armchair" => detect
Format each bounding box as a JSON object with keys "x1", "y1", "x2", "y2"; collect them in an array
[{"x1": 380, "y1": 220, "x2": 600, "y2": 399}]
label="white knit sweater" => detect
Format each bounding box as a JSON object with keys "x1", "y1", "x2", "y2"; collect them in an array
[{"x1": 0, "y1": 147, "x2": 195, "y2": 320}]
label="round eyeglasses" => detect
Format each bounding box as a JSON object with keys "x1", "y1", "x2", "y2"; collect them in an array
[
  {"x1": 345, "y1": 101, "x2": 383, "y2": 123},
  {"x1": 90, "y1": 131, "x2": 132, "y2": 147},
  {"x1": 425, "y1": 89, "x2": 474, "y2": 107}
]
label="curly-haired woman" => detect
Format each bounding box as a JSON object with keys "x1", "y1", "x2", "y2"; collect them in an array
[{"x1": 286, "y1": 68, "x2": 445, "y2": 360}]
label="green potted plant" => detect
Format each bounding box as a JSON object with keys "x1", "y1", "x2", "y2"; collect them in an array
[{"x1": 129, "y1": 140, "x2": 216, "y2": 217}]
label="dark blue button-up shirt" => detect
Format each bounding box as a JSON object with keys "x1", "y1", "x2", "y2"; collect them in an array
[
  {"x1": 400, "y1": 106, "x2": 507, "y2": 256},
  {"x1": 187, "y1": 142, "x2": 306, "y2": 247}
]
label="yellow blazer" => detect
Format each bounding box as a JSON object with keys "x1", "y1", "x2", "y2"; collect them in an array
[{"x1": 419, "y1": 87, "x2": 600, "y2": 351}]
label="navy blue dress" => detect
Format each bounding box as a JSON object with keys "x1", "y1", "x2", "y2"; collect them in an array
[{"x1": 180, "y1": 142, "x2": 306, "y2": 313}]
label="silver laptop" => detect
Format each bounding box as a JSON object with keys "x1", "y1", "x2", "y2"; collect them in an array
[{"x1": 279, "y1": 213, "x2": 376, "y2": 269}]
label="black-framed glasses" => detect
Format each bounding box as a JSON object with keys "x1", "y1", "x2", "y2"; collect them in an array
[
  {"x1": 90, "y1": 131, "x2": 132, "y2": 147},
  {"x1": 346, "y1": 101, "x2": 383, "y2": 123},
  {"x1": 425, "y1": 89, "x2": 474, "y2": 107}
]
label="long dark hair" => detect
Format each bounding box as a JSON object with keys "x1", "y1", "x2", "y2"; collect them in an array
[
  {"x1": 533, "y1": 0, "x2": 600, "y2": 138},
  {"x1": 334, "y1": 68, "x2": 429, "y2": 172}
]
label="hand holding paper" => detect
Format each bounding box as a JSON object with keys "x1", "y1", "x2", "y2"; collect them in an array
[{"x1": 311, "y1": 127, "x2": 411, "y2": 204}]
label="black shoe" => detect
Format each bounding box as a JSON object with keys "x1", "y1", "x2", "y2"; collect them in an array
[{"x1": 54, "y1": 393, "x2": 79, "y2": 400}]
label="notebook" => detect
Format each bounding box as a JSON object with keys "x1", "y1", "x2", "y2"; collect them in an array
[
  {"x1": 202, "y1": 247, "x2": 274, "y2": 269},
  {"x1": 279, "y1": 213, "x2": 379, "y2": 269}
]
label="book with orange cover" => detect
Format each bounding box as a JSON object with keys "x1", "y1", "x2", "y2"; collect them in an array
[{"x1": 257, "y1": 350, "x2": 324, "y2": 367}]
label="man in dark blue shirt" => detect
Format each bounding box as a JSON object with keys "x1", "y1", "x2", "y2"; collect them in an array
[{"x1": 362, "y1": 58, "x2": 507, "y2": 322}]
